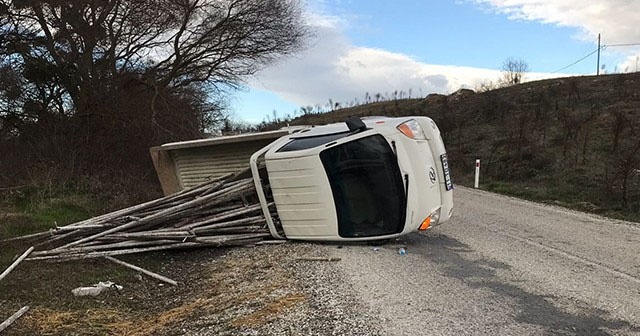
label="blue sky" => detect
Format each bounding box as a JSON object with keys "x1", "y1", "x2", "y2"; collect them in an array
[{"x1": 232, "y1": 0, "x2": 640, "y2": 123}]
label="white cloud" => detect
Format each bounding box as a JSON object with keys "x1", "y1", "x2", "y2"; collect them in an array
[
  {"x1": 472, "y1": 0, "x2": 640, "y2": 44},
  {"x1": 618, "y1": 54, "x2": 640, "y2": 73},
  {"x1": 472, "y1": 0, "x2": 640, "y2": 71},
  {"x1": 246, "y1": 13, "x2": 557, "y2": 109}
]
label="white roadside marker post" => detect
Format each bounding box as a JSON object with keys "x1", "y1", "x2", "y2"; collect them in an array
[{"x1": 474, "y1": 159, "x2": 480, "y2": 189}]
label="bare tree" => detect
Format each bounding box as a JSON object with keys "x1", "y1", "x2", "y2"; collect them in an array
[
  {"x1": 475, "y1": 80, "x2": 499, "y2": 92},
  {"x1": 0, "y1": 0, "x2": 310, "y2": 179},
  {"x1": 499, "y1": 57, "x2": 530, "y2": 86},
  {"x1": 299, "y1": 105, "x2": 314, "y2": 116},
  {"x1": 0, "y1": 0, "x2": 309, "y2": 115}
]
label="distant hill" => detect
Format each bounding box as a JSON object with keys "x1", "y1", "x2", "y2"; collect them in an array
[{"x1": 287, "y1": 73, "x2": 640, "y2": 221}]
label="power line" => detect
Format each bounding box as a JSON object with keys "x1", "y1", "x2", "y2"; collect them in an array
[
  {"x1": 605, "y1": 42, "x2": 640, "y2": 47},
  {"x1": 550, "y1": 37, "x2": 640, "y2": 75},
  {"x1": 551, "y1": 48, "x2": 600, "y2": 73}
]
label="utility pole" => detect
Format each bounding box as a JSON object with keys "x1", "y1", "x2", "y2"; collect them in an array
[{"x1": 597, "y1": 33, "x2": 601, "y2": 75}]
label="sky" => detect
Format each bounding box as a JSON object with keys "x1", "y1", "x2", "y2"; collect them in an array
[{"x1": 230, "y1": 0, "x2": 640, "y2": 123}]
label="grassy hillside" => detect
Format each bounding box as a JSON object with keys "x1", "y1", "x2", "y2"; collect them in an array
[{"x1": 287, "y1": 73, "x2": 640, "y2": 221}]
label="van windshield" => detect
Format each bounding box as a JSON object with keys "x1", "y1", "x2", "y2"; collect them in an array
[{"x1": 320, "y1": 135, "x2": 406, "y2": 238}]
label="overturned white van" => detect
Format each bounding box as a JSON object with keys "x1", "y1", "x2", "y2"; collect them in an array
[{"x1": 152, "y1": 116, "x2": 453, "y2": 242}]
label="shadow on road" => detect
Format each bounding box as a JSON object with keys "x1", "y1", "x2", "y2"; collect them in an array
[{"x1": 411, "y1": 232, "x2": 639, "y2": 336}]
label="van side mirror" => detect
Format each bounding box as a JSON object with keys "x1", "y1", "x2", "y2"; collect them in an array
[{"x1": 346, "y1": 116, "x2": 366, "y2": 132}]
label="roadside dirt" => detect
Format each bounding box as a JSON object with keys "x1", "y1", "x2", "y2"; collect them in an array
[{"x1": 0, "y1": 242, "x2": 316, "y2": 335}]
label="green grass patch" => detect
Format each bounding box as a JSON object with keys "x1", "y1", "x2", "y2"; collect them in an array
[
  {"x1": 1, "y1": 192, "x2": 96, "y2": 240},
  {"x1": 29, "y1": 201, "x2": 93, "y2": 227}
]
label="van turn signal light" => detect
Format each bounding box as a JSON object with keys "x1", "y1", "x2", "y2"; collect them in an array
[{"x1": 419, "y1": 216, "x2": 432, "y2": 231}]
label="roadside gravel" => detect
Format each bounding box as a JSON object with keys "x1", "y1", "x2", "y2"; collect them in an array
[{"x1": 186, "y1": 242, "x2": 383, "y2": 336}]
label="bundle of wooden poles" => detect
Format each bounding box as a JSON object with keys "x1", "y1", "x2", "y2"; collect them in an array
[{"x1": 15, "y1": 168, "x2": 278, "y2": 262}]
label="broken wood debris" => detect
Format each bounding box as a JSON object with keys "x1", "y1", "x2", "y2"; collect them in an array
[{"x1": 22, "y1": 167, "x2": 281, "y2": 262}]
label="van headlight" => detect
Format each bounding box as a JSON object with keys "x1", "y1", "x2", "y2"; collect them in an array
[
  {"x1": 397, "y1": 119, "x2": 427, "y2": 140},
  {"x1": 430, "y1": 208, "x2": 441, "y2": 225}
]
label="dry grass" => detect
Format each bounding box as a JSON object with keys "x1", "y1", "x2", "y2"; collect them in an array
[
  {"x1": 21, "y1": 298, "x2": 213, "y2": 336},
  {"x1": 230, "y1": 293, "x2": 306, "y2": 328},
  {"x1": 110, "y1": 298, "x2": 213, "y2": 335}
]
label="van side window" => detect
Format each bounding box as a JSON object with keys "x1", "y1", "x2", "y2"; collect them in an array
[{"x1": 276, "y1": 132, "x2": 350, "y2": 152}]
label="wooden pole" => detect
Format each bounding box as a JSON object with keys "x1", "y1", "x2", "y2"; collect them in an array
[
  {"x1": 32, "y1": 240, "x2": 179, "y2": 257},
  {"x1": 28, "y1": 242, "x2": 201, "y2": 261},
  {"x1": 597, "y1": 33, "x2": 601, "y2": 75},
  {"x1": 0, "y1": 247, "x2": 34, "y2": 282},
  {"x1": 104, "y1": 257, "x2": 178, "y2": 286},
  {"x1": 0, "y1": 306, "x2": 29, "y2": 332},
  {"x1": 192, "y1": 216, "x2": 265, "y2": 234},
  {"x1": 182, "y1": 203, "x2": 267, "y2": 230},
  {"x1": 1, "y1": 231, "x2": 51, "y2": 243},
  {"x1": 295, "y1": 257, "x2": 341, "y2": 262}
]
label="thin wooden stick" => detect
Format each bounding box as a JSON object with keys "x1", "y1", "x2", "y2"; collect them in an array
[
  {"x1": 194, "y1": 237, "x2": 267, "y2": 247},
  {"x1": 194, "y1": 233, "x2": 272, "y2": 244},
  {"x1": 295, "y1": 257, "x2": 342, "y2": 262},
  {"x1": 127, "y1": 184, "x2": 257, "y2": 233},
  {"x1": 208, "y1": 226, "x2": 269, "y2": 234},
  {"x1": 0, "y1": 185, "x2": 26, "y2": 191},
  {"x1": 28, "y1": 242, "x2": 202, "y2": 261},
  {"x1": 255, "y1": 240, "x2": 288, "y2": 245},
  {"x1": 35, "y1": 231, "x2": 83, "y2": 247},
  {"x1": 188, "y1": 203, "x2": 245, "y2": 217},
  {"x1": 107, "y1": 231, "x2": 194, "y2": 240},
  {"x1": 192, "y1": 216, "x2": 265, "y2": 234},
  {"x1": 1, "y1": 231, "x2": 51, "y2": 243},
  {"x1": 104, "y1": 256, "x2": 178, "y2": 286},
  {"x1": 32, "y1": 240, "x2": 179, "y2": 257},
  {"x1": 54, "y1": 224, "x2": 111, "y2": 232},
  {"x1": 181, "y1": 203, "x2": 267, "y2": 230},
  {"x1": 0, "y1": 306, "x2": 29, "y2": 332},
  {"x1": 0, "y1": 247, "x2": 34, "y2": 282}
]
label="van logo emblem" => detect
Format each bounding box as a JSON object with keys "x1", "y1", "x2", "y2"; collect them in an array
[{"x1": 428, "y1": 167, "x2": 436, "y2": 184}]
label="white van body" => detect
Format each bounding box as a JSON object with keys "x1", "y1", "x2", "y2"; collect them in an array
[{"x1": 251, "y1": 116, "x2": 453, "y2": 241}]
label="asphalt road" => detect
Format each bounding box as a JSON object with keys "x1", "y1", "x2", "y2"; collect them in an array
[{"x1": 328, "y1": 186, "x2": 640, "y2": 336}]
